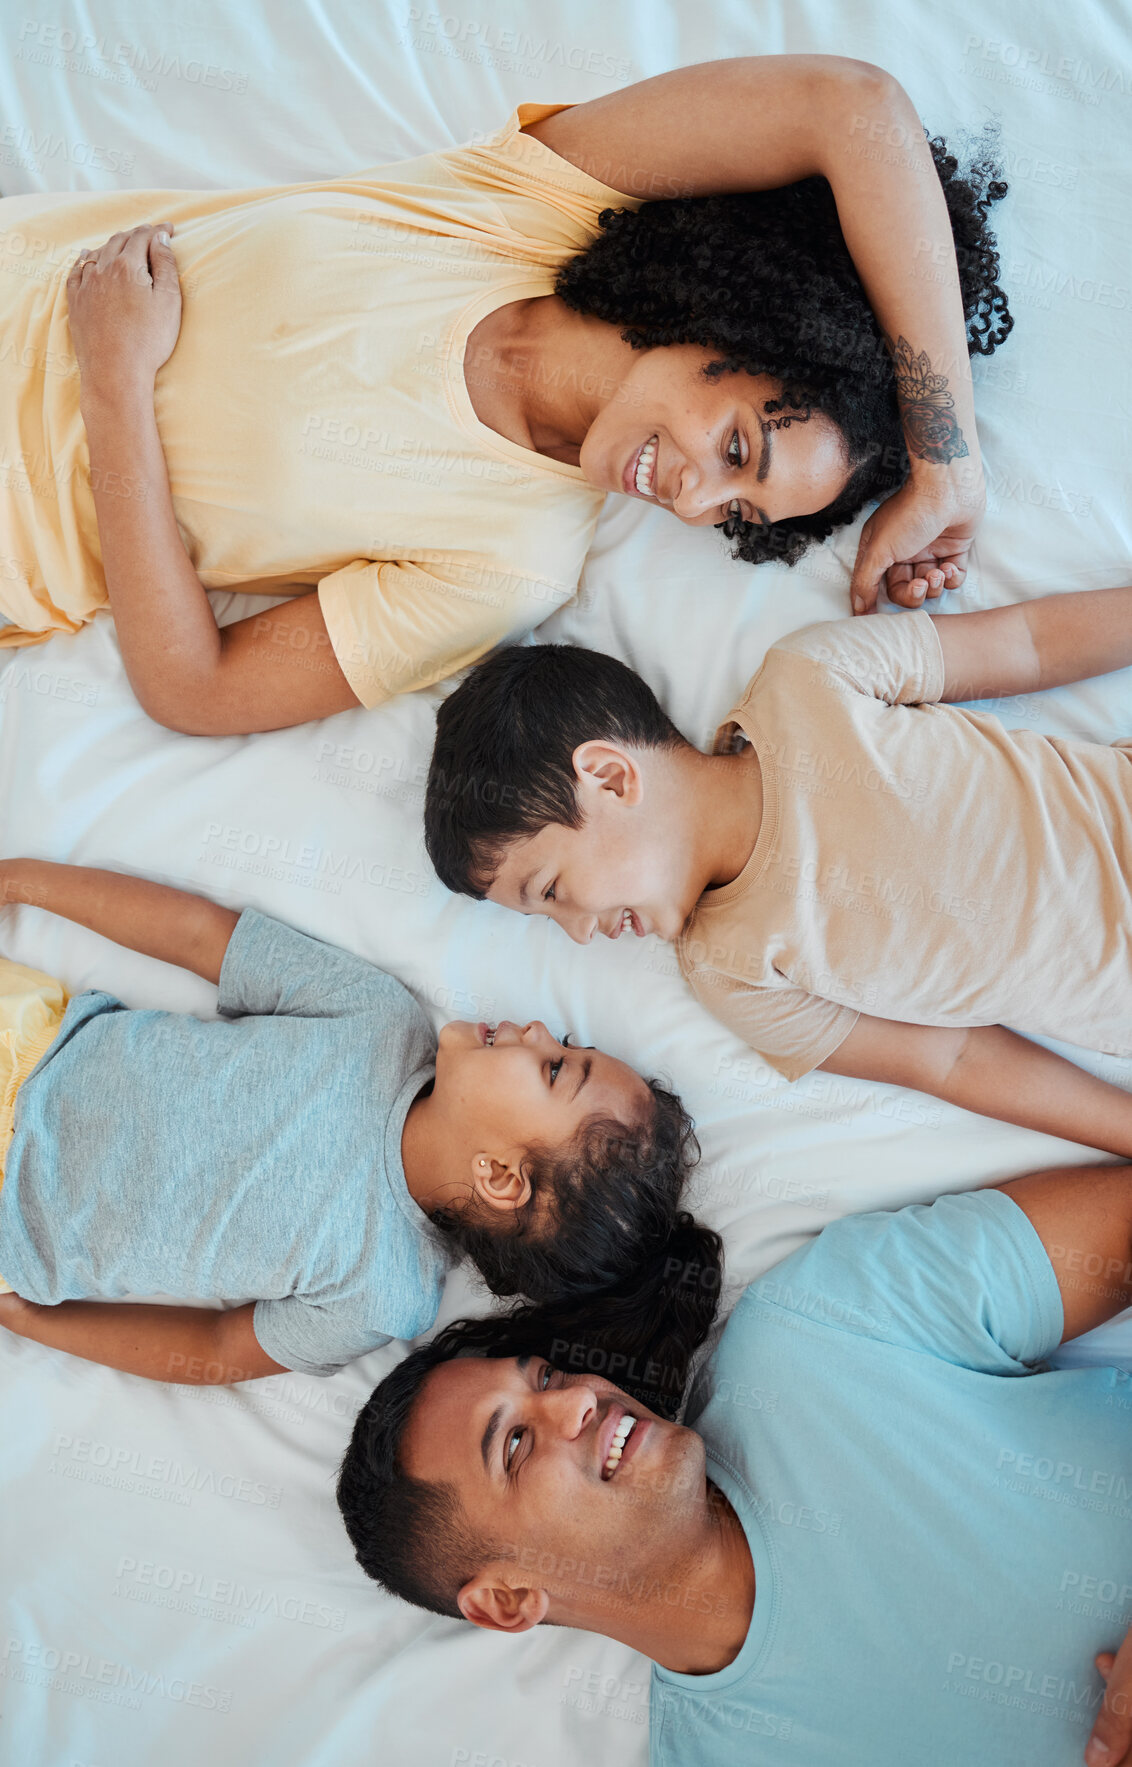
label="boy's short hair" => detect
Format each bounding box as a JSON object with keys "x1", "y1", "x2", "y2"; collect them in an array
[{"x1": 425, "y1": 644, "x2": 687, "y2": 898}]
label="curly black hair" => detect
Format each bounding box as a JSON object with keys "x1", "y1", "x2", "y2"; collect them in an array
[
  {"x1": 555, "y1": 128, "x2": 1013, "y2": 566},
  {"x1": 430, "y1": 1075, "x2": 700, "y2": 1302}
]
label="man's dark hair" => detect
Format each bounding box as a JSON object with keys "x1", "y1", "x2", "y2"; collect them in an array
[
  {"x1": 425, "y1": 642, "x2": 685, "y2": 898},
  {"x1": 555, "y1": 129, "x2": 1013, "y2": 565},
  {"x1": 337, "y1": 1212, "x2": 724, "y2": 1617},
  {"x1": 433, "y1": 1076, "x2": 699, "y2": 1301}
]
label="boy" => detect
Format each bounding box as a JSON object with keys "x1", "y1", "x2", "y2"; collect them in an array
[
  {"x1": 0, "y1": 859, "x2": 693, "y2": 1385},
  {"x1": 425, "y1": 586, "x2": 1132, "y2": 1154}
]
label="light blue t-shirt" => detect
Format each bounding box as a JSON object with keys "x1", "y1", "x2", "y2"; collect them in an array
[
  {"x1": 0, "y1": 910, "x2": 448, "y2": 1375},
  {"x1": 650, "y1": 1189, "x2": 1132, "y2": 1767}
]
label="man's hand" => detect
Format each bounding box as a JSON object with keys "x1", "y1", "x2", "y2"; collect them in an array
[
  {"x1": 1086, "y1": 1627, "x2": 1132, "y2": 1765},
  {"x1": 849, "y1": 473, "x2": 983, "y2": 614},
  {"x1": 67, "y1": 223, "x2": 182, "y2": 400}
]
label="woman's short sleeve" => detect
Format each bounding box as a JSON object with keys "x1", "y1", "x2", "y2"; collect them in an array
[{"x1": 318, "y1": 556, "x2": 572, "y2": 707}]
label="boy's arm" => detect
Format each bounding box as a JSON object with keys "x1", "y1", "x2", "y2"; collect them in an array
[
  {"x1": 0, "y1": 1294, "x2": 285, "y2": 1383},
  {"x1": 929, "y1": 583, "x2": 1132, "y2": 703},
  {"x1": 821, "y1": 1015, "x2": 1132, "y2": 1158},
  {"x1": 1, "y1": 859, "x2": 239, "y2": 985}
]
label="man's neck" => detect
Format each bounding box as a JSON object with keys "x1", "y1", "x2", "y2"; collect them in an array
[{"x1": 578, "y1": 1482, "x2": 756, "y2": 1676}]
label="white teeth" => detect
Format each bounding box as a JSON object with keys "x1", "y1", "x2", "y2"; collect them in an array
[
  {"x1": 634, "y1": 436, "x2": 658, "y2": 496},
  {"x1": 485, "y1": 1026, "x2": 496, "y2": 1046},
  {"x1": 622, "y1": 908, "x2": 632, "y2": 932},
  {"x1": 604, "y1": 1414, "x2": 636, "y2": 1476}
]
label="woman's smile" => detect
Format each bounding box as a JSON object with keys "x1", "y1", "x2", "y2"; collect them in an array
[{"x1": 625, "y1": 435, "x2": 661, "y2": 500}]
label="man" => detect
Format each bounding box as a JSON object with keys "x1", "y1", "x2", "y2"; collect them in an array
[{"x1": 338, "y1": 1166, "x2": 1132, "y2": 1767}]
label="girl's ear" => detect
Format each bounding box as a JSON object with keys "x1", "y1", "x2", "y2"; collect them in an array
[
  {"x1": 470, "y1": 1154, "x2": 533, "y2": 1214},
  {"x1": 571, "y1": 740, "x2": 644, "y2": 806}
]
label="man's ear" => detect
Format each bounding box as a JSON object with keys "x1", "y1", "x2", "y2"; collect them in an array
[
  {"x1": 470, "y1": 1154, "x2": 532, "y2": 1215},
  {"x1": 458, "y1": 1575, "x2": 550, "y2": 1633},
  {"x1": 572, "y1": 740, "x2": 644, "y2": 806}
]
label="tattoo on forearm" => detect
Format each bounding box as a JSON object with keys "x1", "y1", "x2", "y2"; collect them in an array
[{"x1": 891, "y1": 336, "x2": 969, "y2": 466}]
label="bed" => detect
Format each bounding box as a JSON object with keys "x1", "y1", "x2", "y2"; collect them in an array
[{"x1": 1, "y1": 1, "x2": 1130, "y2": 1761}]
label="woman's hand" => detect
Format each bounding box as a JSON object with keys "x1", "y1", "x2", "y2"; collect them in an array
[
  {"x1": 1087, "y1": 1628, "x2": 1132, "y2": 1765},
  {"x1": 66, "y1": 223, "x2": 181, "y2": 403},
  {"x1": 849, "y1": 469, "x2": 985, "y2": 615}
]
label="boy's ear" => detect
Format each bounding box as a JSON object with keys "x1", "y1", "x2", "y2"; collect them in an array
[
  {"x1": 458, "y1": 1574, "x2": 550, "y2": 1633},
  {"x1": 470, "y1": 1154, "x2": 532, "y2": 1214},
  {"x1": 571, "y1": 741, "x2": 644, "y2": 806}
]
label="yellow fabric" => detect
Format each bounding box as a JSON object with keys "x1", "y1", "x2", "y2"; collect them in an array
[
  {"x1": 0, "y1": 104, "x2": 638, "y2": 704},
  {"x1": 679, "y1": 612, "x2": 1132, "y2": 1081},
  {"x1": 0, "y1": 957, "x2": 68, "y2": 1293}
]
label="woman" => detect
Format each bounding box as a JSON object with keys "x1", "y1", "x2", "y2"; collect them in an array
[{"x1": 2, "y1": 58, "x2": 1010, "y2": 732}]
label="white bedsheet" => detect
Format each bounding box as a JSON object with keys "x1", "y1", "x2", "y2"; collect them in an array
[{"x1": 1, "y1": 2, "x2": 1130, "y2": 1762}]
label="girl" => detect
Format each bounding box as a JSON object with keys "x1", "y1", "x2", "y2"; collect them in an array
[
  {"x1": 0, "y1": 857, "x2": 708, "y2": 1384},
  {"x1": 1, "y1": 57, "x2": 1010, "y2": 732}
]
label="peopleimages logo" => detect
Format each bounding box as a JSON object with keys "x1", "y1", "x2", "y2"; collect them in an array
[
  {"x1": 113, "y1": 1559, "x2": 346, "y2": 1631},
  {"x1": 2, "y1": 1636, "x2": 233, "y2": 1712}
]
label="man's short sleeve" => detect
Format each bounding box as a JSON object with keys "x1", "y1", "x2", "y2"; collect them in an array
[
  {"x1": 766, "y1": 611, "x2": 946, "y2": 708},
  {"x1": 684, "y1": 961, "x2": 858, "y2": 1082},
  {"x1": 217, "y1": 909, "x2": 409, "y2": 1022},
  {"x1": 253, "y1": 1295, "x2": 391, "y2": 1378},
  {"x1": 754, "y1": 1189, "x2": 1064, "y2": 1372},
  {"x1": 318, "y1": 557, "x2": 570, "y2": 708}
]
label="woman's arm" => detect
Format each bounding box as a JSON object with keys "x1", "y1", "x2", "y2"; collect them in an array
[
  {"x1": 0, "y1": 858, "x2": 239, "y2": 984},
  {"x1": 821, "y1": 1017, "x2": 1132, "y2": 1158},
  {"x1": 68, "y1": 225, "x2": 360, "y2": 733},
  {"x1": 527, "y1": 57, "x2": 984, "y2": 611},
  {"x1": 0, "y1": 1293, "x2": 284, "y2": 1383}
]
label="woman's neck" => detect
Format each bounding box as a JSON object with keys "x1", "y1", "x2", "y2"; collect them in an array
[{"x1": 464, "y1": 296, "x2": 632, "y2": 461}]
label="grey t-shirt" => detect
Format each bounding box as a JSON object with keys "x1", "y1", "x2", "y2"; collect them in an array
[{"x1": 0, "y1": 910, "x2": 448, "y2": 1375}]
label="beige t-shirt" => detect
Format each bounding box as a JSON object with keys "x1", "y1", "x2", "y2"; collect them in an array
[
  {"x1": 0, "y1": 105, "x2": 634, "y2": 704},
  {"x1": 678, "y1": 613, "x2": 1132, "y2": 1080}
]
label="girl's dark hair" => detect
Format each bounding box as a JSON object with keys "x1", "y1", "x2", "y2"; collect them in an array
[
  {"x1": 337, "y1": 1211, "x2": 723, "y2": 1617},
  {"x1": 432, "y1": 1075, "x2": 698, "y2": 1302},
  {"x1": 555, "y1": 129, "x2": 1013, "y2": 565},
  {"x1": 426, "y1": 642, "x2": 685, "y2": 899}
]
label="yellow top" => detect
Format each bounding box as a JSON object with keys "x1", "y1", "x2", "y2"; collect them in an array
[{"x1": 0, "y1": 105, "x2": 637, "y2": 704}]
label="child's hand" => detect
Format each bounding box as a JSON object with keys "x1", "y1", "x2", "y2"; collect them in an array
[
  {"x1": 66, "y1": 223, "x2": 182, "y2": 403},
  {"x1": 849, "y1": 473, "x2": 984, "y2": 615}
]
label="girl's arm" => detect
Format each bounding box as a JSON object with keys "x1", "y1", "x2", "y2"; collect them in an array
[
  {"x1": 0, "y1": 1294, "x2": 284, "y2": 1383},
  {"x1": 527, "y1": 57, "x2": 985, "y2": 612},
  {"x1": 67, "y1": 225, "x2": 360, "y2": 734},
  {"x1": 822, "y1": 1017, "x2": 1132, "y2": 1157},
  {"x1": 0, "y1": 858, "x2": 239, "y2": 984}
]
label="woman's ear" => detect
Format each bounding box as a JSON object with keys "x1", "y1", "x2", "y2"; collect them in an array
[
  {"x1": 572, "y1": 740, "x2": 644, "y2": 806},
  {"x1": 458, "y1": 1575, "x2": 550, "y2": 1633},
  {"x1": 470, "y1": 1154, "x2": 533, "y2": 1215}
]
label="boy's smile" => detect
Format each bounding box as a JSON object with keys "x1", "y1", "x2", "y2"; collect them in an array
[
  {"x1": 481, "y1": 739, "x2": 761, "y2": 947},
  {"x1": 484, "y1": 818, "x2": 691, "y2": 946}
]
